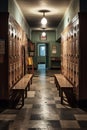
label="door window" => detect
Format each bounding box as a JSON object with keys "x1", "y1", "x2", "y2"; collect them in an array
[{"x1": 39, "y1": 45, "x2": 46, "y2": 56}]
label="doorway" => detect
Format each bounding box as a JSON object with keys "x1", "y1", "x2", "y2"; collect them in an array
[{"x1": 37, "y1": 43, "x2": 49, "y2": 70}]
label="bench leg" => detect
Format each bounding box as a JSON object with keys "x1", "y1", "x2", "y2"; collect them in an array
[
  {"x1": 60, "y1": 89, "x2": 63, "y2": 104},
  {"x1": 31, "y1": 77, "x2": 32, "y2": 84},
  {"x1": 60, "y1": 88, "x2": 73, "y2": 105},
  {"x1": 59, "y1": 86, "x2": 61, "y2": 97},
  {"x1": 54, "y1": 77, "x2": 56, "y2": 84},
  {"x1": 27, "y1": 82, "x2": 30, "y2": 91},
  {"x1": 54, "y1": 77, "x2": 57, "y2": 88},
  {"x1": 55, "y1": 77, "x2": 60, "y2": 90},
  {"x1": 20, "y1": 90, "x2": 24, "y2": 106},
  {"x1": 25, "y1": 88, "x2": 27, "y2": 98}
]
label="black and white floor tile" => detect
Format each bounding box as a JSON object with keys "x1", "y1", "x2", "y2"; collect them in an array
[{"x1": 0, "y1": 70, "x2": 87, "y2": 130}]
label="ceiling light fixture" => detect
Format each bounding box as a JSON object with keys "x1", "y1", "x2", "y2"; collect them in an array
[
  {"x1": 41, "y1": 12, "x2": 47, "y2": 25},
  {"x1": 42, "y1": 31, "x2": 46, "y2": 37}
]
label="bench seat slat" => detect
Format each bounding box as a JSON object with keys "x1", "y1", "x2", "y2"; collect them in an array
[
  {"x1": 13, "y1": 74, "x2": 33, "y2": 89},
  {"x1": 54, "y1": 74, "x2": 73, "y2": 88}
]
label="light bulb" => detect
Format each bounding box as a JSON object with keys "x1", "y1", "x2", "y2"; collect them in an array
[
  {"x1": 41, "y1": 17, "x2": 47, "y2": 25},
  {"x1": 42, "y1": 32, "x2": 46, "y2": 37}
]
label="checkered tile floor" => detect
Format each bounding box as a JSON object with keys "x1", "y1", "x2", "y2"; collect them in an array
[{"x1": 0, "y1": 72, "x2": 87, "y2": 130}]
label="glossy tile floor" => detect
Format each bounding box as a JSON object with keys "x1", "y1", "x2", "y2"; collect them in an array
[{"x1": 0, "y1": 69, "x2": 87, "y2": 130}]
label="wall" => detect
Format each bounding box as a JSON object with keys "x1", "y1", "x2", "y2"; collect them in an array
[
  {"x1": 0, "y1": 0, "x2": 30, "y2": 37},
  {"x1": 31, "y1": 30, "x2": 61, "y2": 68},
  {"x1": 80, "y1": 0, "x2": 87, "y2": 12},
  {"x1": 0, "y1": 0, "x2": 8, "y2": 12},
  {"x1": 56, "y1": 0, "x2": 79, "y2": 39},
  {"x1": 8, "y1": 0, "x2": 30, "y2": 37}
]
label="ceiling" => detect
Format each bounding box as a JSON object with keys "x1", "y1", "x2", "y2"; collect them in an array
[{"x1": 16, "y1": 0, "x2": 71, "y2": 30}]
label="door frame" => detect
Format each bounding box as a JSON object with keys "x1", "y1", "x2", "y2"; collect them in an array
[{"x1": 36, "y1": 42, "x2": 49, "y2": 69}]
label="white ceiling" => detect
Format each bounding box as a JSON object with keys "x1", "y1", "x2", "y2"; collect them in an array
[{"x1": 16, "y1": 0, "x2": 71, "y2": 30}]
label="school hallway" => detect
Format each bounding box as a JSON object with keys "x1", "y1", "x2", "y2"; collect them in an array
[{"x1": 0, "y1": 70, "x2": 87, "y2": 130}]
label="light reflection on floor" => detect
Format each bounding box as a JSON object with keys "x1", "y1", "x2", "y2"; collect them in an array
[{"x1": 0, "y1": 69, "x2": 87, "y2": 130}]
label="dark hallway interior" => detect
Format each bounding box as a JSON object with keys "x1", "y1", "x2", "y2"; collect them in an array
[{"x1": 0, "y1": 0, "x2": 87, "y2": 129}]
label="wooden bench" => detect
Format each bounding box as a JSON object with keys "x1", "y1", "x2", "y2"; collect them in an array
[
  {"x1": 11, "y1": 74, "x2": 33, "y2": 107},
  {"x1": 54, "y1": 74, "x2": 73, "y2": 104}
]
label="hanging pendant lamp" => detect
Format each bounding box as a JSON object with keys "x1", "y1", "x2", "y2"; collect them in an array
[{"x1": 41, "y1": 12, "x2": 47, "y2": 25}]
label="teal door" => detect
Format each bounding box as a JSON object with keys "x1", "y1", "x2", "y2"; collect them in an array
[{"x1": 37, "y1": 43, "x2": 49, "y2": 69}]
